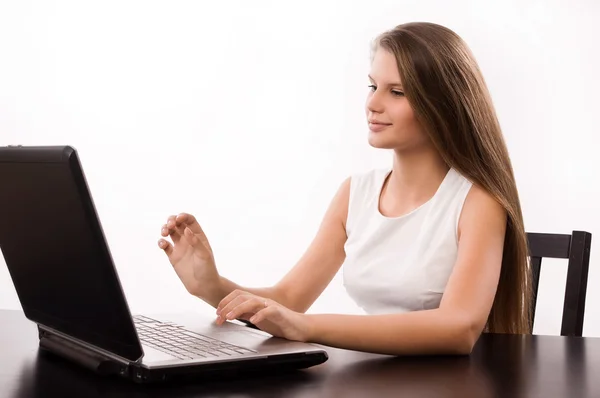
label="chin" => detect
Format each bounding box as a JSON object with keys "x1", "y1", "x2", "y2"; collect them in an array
[{"x1": 367, "y1": 133, "x2": 398, "y2": 149}]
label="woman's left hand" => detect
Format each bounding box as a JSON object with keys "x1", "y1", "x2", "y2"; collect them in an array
[{"x1": 215, "y1": 290, "x2": 312, "y2": 342}]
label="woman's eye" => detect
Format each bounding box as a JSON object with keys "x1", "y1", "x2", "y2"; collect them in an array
[{"x1": 368, "y1": 85, "x2": 404, "y2": 97}]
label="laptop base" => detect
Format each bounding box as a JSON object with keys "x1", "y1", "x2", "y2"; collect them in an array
[{"x1": 37, "y1": 324, "x2": 328, "y2": 384}]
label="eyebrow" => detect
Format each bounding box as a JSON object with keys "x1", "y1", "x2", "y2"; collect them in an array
[{"x1": 368, "y1": 75, "x2": 403, "y2": 88}]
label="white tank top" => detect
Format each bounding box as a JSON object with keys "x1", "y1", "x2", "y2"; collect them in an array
[{"x1": 342, "y1": 167, "x2": 473, "y2": 315}]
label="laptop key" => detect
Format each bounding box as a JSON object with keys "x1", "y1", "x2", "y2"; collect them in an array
[{"x1": 133, "y1": 315, "x2": 156, "y2": 323}]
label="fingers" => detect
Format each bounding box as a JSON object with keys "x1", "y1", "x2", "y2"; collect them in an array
[
  {"x1": 216, "y1": 289, "x2": 246, "y2": 316},
  {"x1": 165, "y1": 215, "x2": 184, "y2": 243},
  {"x1": 158, "y1": 239, "x2": 173, "y2": 256},
  {"x1": 161, "y1": 213, "x2": 210, "y2": 247},
  {"x1": 218, "y1": 295, "x2": 268, "y2": 325},
  {"x1": 249, "y1": 306, "x2": 278, "y2": 324},
  {"x1": 216, "y1": 295, "x2": 248, "y2": 324},
  {"x1": 182, "y1": 226, "x2": 201, "y2": 248},
  {"x1": 175, "y1": 213, "x2": 200, "y2": 232},
  {"x1": 160, "y1": 224, "x2": 169, "y2": 237},
  {"x1": 176, "y1": 213, "x2": 212, "y2": 249}
]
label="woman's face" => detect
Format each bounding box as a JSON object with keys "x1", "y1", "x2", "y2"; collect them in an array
[{"x1": 365, "y1": 48, "x2": 429, "y2": 151}]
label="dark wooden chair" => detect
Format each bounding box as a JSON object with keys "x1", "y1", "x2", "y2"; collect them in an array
[{"x1": 527, "y1": 231, "x2": 592, "y2": 337}]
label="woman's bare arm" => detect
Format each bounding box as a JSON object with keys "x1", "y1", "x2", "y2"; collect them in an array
[
  {"x1": 212, "y1": 178, "x2": 351, "y2": 313},
  {"x1": 303, "y1": 185, "x2": 507, "y2": 355}
]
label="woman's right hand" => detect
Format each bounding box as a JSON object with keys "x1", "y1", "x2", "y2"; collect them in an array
[{"x1": 158, "y1": 213, "x2": 221, "y2": 299}]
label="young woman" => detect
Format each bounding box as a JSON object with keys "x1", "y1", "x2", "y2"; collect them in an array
[{"x1": 158, "y1": 22, "x2": 532, "y2": 356}]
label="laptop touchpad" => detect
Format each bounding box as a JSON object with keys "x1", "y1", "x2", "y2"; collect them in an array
[{"x1": 217, "y1": 329, "x2": 274, "y2": 348}]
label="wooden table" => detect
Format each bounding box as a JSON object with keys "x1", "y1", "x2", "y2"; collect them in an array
[{"x1": 1, "y1": 309, "x2": 598, "y2": 397}]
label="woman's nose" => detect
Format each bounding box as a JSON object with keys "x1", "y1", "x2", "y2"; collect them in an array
[{"x1": 366, "y1": 91, "x2": 384, "y2": 114}]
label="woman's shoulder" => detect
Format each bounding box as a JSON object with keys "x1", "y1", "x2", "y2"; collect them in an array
[{"x1": 345, "y1": 168, "x2": 390, "y2": 206}]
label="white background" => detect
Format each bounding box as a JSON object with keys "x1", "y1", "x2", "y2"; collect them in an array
[{"x1": 1, "y1": 0, "x2": 599, "y2": 336}]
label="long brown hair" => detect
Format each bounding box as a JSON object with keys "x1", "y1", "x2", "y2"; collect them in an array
[{"x1": 375, "y1": 22, "x2": 532, "y2": 334}]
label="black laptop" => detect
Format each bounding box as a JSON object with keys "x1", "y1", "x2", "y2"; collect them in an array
[{"x1": 0, "y1": 145, "x2": 328, "y2": 383}]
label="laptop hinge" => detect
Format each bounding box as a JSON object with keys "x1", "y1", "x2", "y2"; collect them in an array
[{"x1": 37, "y1": 325, "x2": 136, "y2": 376}]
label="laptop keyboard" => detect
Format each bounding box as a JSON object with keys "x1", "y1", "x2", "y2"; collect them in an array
[{"x1": 133, "y1": 315, "x2": 255, "y2": 360}]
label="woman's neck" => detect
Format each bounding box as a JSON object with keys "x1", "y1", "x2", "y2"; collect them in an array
[{"x1": 384, "y1": 146, "x2": 449, "y2": 206}]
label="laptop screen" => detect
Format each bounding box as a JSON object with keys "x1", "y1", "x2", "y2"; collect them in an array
[{"x1": 0, "y1": 146, "x2": 143, "y2": 361}]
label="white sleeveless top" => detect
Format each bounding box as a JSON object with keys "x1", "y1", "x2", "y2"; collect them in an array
[{"x1": 342, "y1": 168, "x2": 473, "y2": 315}]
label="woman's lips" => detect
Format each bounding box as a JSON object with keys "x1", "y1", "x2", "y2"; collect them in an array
[{"x1": 368, "y1": 122, "x2": 392, "y2": 132}]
